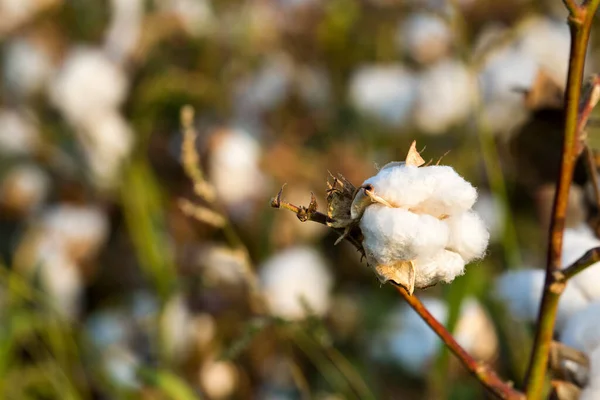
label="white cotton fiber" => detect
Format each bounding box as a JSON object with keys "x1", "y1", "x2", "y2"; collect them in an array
[
  {"x1": 413, "y1": 250, "x2": 466, "y2": 288},
  {"x1": 562, "y1": 225, "x2": 600, "y2": 300},
  {"x1": 446, "y1": 211, "x2": 489, "y2": 263},
  {"x1": 362, "y1": 164, "x2": 476, "y2": 217},
  {"x1": 580, "y1": 347, "x2": 600, "y2": 400},
  {"x1": 360, "y1": 205, "x2": 450, "y2": 265},
  {"x1": 495, "y1": 269, "x2": 589, "y2": 331},
  {"x1": 560, "y1": 301, "x2": 600, "y2": 353}
]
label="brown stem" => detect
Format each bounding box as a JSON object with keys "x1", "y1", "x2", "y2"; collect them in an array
[
  {"x1": 524, "y1": 2, "x2": 600, "y2": 398},
  {"x1": 394, "y1": 285, "x2": 525, "y2": 400},
  {"x1": 562, "y1": 246, "x2": 600, "y2": 280}
]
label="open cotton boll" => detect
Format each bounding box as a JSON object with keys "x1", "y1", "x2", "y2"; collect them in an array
[
  {"x1": 399, "y1": 12, "x2": 452, "y2": 65},
  {"x1": 560, "y1": 302, "x2": 600, "y2": 354},
  {"x1": 581, "y1": 347, "x2": 600, "y2": 400},
  {"x1": 348, "y1": 65, "x2": 417, "y2": 127},
  {"x1": 49, "y1": 47, "x2": 128, "y2": 126},
  {"x1": 515, "y1": 17, "x2": 571, "y2": 87},
  {"x1": 360, "y1": 205, "x2": 450, "y2": 266},
  {"x1": 259, "y1": 247, "x2": 333, "y2": 320},
  {"x1": 4, "y1": 37, "x2": 55, "y2": 98},
  {"x1": 562, "y1": 225, "x2": 600, "y2": 300},
  {"x1": 0, "y1": 163, "x2": 50, "y2": 216},
  {"x1": 209, "y1": 128, "x2": 267, "y2": 220},
  {"x1": 0, "y1": 109, "x2": 39, "y2": 156},
  {"x1": 446, "y1": 211, "x2": 489, "y2": 263},
  {"x1": 495, "y1": 269, "x2": 589, "y2": 330},
  {"x1": 39, "y1": 204, "x2": 109, "y2": 263},
  {"x1": 413, "y1": 59, "x2": 476, "y2": 135}
]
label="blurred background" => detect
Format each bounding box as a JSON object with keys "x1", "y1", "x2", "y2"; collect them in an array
[{"x1": 1, "y1": 0, "x2": 599, "y2": 399}]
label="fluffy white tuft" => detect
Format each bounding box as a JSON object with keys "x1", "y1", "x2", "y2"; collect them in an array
[
  {"x1": 446, "y1": 211, "x2": 489, "y2": 263},
  {"x1": 360, "y1": 205, "x2": 450, "y2": 265},
  {"x1": 413, "y1": 250, "x2": 466, "y2": 288},
  {"x1": 259, "y1": 247, "x2": 333, "y2": 320},
  {"x1": 362, "y1": 164, "x2": 477, "y2": 217},
  {"x1": 560, "y1": 301, "x2": 600, "y2": 353},
  {"x1": 495, "y1": 269, "x2": 589, "y2": 330}
]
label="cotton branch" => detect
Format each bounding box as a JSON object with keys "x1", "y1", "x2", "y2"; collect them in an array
[
  {"x1": 394, "y1": 285, "x2": 525, "y2": 400},
  {"x1": 562, "y1": 246, "x2": 600, "y2": 280},
  {"x1": 524, "y1": 2, "x2": 600, "y2": 398}
]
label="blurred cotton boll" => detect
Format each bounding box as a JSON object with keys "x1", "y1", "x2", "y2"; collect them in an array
[
  {"x1": 0, "y1": 164, "x2": 50, "y2": 216},
  {"x1": 161, "y1": 295, "x2": 195, "y2": 363},
  {"x1": 34, "y1": 241, "x2": 83, "y2": 319},
  {"x1": 348, "y1": 65, "x2": 417, "y2": 127},
  {"x1": 38, "y1": 204, "x2": 109, "y2": 264},
  {"x1": 494, "y1": 269, "x2": 589, "y2": 330},
  {"x1": 49, "y1": 47, "x2": 128, "y2": 126},
  {"x1": 3, "y1": 37, "x2": 55, "y2": 98},
  {"x1": 414, "y1": 59, "x2": 476, "y2": 134},
  {"x1": 516, "y1": 17, "x2": 571, "y2": 86},
  {"x1": 473, "y1": 191, "x2": 505, "y2": 241},
  {"x1": 560, "y1": 301, "x2": 600, "y2": 354},
  {"x1": 79, "y1": 112, "x2": 134, "y2": 187},
  {"x1": 399, "y1": 13, "x2": 452, "y2": 65},
  {"x1": 259, "y1": 247, "x2": 333, "y2": 320},
  {"x1": 561, "y1": 225, "x2": 600, "y2": 300},
  {"x1": 0, "y1": 109, "x2": 39, "y2": 156},
  {"x1": 478, "y1": 45, "x2": 538, "y2": 134},
  {"x1": 199, "y1": 358, "x2": 238, "y2": 399},
  {"x1": 103, "y1": 0, "x2": 144, "y2": 63},
  {"x1": 156, "y1": 0, "x2": 215, "y2": 37},
  {"x1": 208, "y1": 128, "x2": 267, "y2": 220},
  {"x1": 374, "y1": 297, "x2": 496, "y2": 375},
  {"x1": 196, "y1": 244, "x2": 248, "y2": 286}
]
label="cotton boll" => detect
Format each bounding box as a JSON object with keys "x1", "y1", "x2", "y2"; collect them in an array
[
  {"x1": 561, "y1": 302, "x2": 600, "y2": 354},
  {"x1": 196, "y1": 245, "x2": 248, "y2": 286},
  {"x1": 103, "y1": 0, "x2": 143, "y2": 63},
  {"x1": 360, "y1": 205, "x2": 450, "y2": 266},
  {"x1": 209, "y1": 128, "x2": 267, "y2": 220},
  {"x1": 157, "y1": 0, "x2": 215, "y2": 37},
  {"x1": 413, "y1": 250, "x2": 466, "y2": 288},
  {"x1": 473, "y1": 191, "x2": 505, "y2": 242},
  {"x1": 581, "y1": 347, "x2": 600, "y2": 400},
  {"x1": 562, "y1": 225, "x2": 600, "y2": 300},
  {"x1": 0, "y1": 109, "x2": 39, "y2": 156},
  {"x1": 348, "y1": 65, "x2": 417, "y2": 127},
  {"x1": 454, "y1": 298, "x2": 498, "y2": 361},
  {"x1": 161, "y1": 295, "x2": 200, "y2": 362},
  {"x1": 49, "y1": 47, "x2": 128, "y2": 126},
  {"x1": 478, "y1": 46, "x2": 538, "y2": 133},
  {"x1": 495, "y1": 269, "x2": 589, "y2": 330},
  {"x1": 445, "y1": 211, "x2": 489, "y2": 263},
  {"x1": 414, "y1": 166, "x2": 478, "y2": 217},
  {"x1": 35, "y1": 242, "x2": 83, "y2": 319},
  {"x1": 199, "y1": 359, "x2": 238, "y2": 399},
  {"x1": 414, "y1": 59, "x2": 476, "y2": 135},
  {"x1": 79, "y1": 112, "x2": 134, "y2": 187},
  {"x1": 39, "y1": 204, "x2": 109, "y2": 263},
  {"x1": 516, "y1": 17, "x2": 571, "y2": 86},
  {"x1": 259, "y1": 247, "x2": 333, "y2": 320},
  {"x1": 0, "y1": 164, "x2": 50, "y2": 216},
  {"x1": 399, "y1": 13, "x2": 452, "y2": 65},
  {"x1": 4, "y1": 37, "x2": 55, "y2": 98}
]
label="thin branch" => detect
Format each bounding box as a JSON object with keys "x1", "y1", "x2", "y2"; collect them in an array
[
  {"x1": 524, "y1": 2, "x2": 600, "y2": 398},
  {"x1": 393, "y1": 285, "x2": 525, "y2": 400},
  {"x1": 562, "y1": 246, "x2": 600, "y2": 280},
  {"x1": 562, "y1": 0, "x2": 583, "y2": 17}
]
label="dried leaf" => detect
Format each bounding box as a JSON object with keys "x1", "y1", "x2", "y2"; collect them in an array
[
  {"x1": 405, "y1": 140, "x2": 425, "y2": 167},
  {"x1": 373, "y1": 260, "x2": 416, "y2": 295}
]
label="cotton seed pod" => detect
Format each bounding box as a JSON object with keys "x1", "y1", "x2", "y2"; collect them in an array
[{"x1": 353, "y1": 142, "x2": 486, "y2": 294}]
